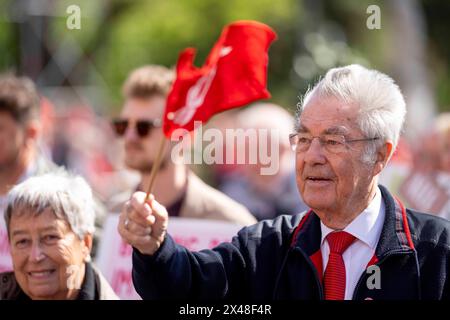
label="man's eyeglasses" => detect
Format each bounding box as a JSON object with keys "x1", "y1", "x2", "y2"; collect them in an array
[
  {"x1": 111, "y1": 118, "x2": 162, "y2": 138},
  {"x1": 289, "y1": 133, "x2": 379, "y2": 154}
]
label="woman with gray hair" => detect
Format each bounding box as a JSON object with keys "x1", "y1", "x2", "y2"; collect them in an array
[{"x1": 0, "y1": 172, "x2": 118, "y2": 300}]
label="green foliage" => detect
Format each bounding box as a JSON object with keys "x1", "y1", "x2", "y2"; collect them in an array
[
  {"x1": 95, "y1": 0, "x2": 300, "y2": 109},
  {"x1": 51, "y1": 0, "x2": 102, "y2": 50},
  {"x1": 0, "y1": 1, "x2": 17, "y2": 71},
  {"x1": 1, "y1": 0, "x2": 449, "y2": 113}
]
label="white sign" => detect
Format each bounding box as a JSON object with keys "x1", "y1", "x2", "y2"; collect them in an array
[{"x1": 95, "y1": 215, "x2": 242, "y2": 300}]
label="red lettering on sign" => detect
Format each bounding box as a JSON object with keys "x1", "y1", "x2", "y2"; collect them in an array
[
  {"x1": 208, "y1": 238, "x2": 231, "y2": 248},
  {"x1": 111, "y1": 269, "x2": 133, "y2": 296},
  {"x1": 173, "y1": 236, "x2": 199, "y2": 250},
  {"x1": 119, "y1": 239, "x2": 132, "y2": 256}
]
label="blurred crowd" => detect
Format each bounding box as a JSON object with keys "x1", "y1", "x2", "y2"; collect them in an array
[
  {"x1": 35, "y1": 85, "x2": 450, "y2": 223},
  {"x1": 3, "y1": 71, "x2": 449, "y2": 224},
  {"x1": 0, "y1": 68, "x2": 449, "y2": 299},
  {"x1": 379, "y1": 113, "x2": 450, "y2": 219}
]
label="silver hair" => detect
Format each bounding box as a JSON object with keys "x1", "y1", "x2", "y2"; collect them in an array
[
  {"x1": 4, "y1": 171, "x2": 96, "y2": 239},
  {"x1": 296, "y1": 64, "x2": 406, "y2": 163}
]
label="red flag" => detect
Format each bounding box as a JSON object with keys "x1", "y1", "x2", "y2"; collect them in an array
[{"x1": 163, "y1": 20, "x2": 277, "y2": 137}]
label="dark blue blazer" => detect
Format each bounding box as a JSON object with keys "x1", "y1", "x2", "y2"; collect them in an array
[{"x1": 132, "y1": 185, "x2": 450, "y2": 300}]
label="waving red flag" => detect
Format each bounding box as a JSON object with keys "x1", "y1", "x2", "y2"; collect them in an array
[{"x1": 163, "y1": 20, "x2": 277, "y2": 137}]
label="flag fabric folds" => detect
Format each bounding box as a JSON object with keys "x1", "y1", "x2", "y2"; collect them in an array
[{"x1": 163, "y1": 20, "x2": 277, "y2": 137}]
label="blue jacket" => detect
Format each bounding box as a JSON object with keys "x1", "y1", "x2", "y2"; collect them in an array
[{"x1": 132, "y1": 185, "x2": 450, "y2": 300}]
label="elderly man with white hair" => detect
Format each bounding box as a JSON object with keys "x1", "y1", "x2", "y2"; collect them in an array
[
  {"x1": 0, "y1": 172, "x2": 118, "y2": 300},
  {"x1": 119, "y1": 64, "x2": 450, "y2": 300}
]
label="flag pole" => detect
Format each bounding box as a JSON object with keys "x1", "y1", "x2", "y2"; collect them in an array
[{"x1": 145, "y1": 135, "x2": 167, "y2": 202}]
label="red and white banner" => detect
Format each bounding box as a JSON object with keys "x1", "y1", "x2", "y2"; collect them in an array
[
  {"x1": 399, "y1": 170, "x2": 450, "y2": 216},
  {"x1": 95, "y1": 215, "x2": 242, "y2": 300}
]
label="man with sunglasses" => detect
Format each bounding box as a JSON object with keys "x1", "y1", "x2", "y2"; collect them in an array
[
  {"x1": 110, "y1": 65, "x2": 256, "y2": 225},
  {"x1": 119, "y1": 64, "x2": 450, "y2": 300}
]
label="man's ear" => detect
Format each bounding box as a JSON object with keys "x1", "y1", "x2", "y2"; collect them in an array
[
  {"x1": 82, "y1": 234, "x2": 93, "y2": 261},
  {"x1": 373, "y1": 141, "x2": 394, "y2": 176},
  {"x1": 24, "y1": 120, "x2": 41, "y2": 144}
]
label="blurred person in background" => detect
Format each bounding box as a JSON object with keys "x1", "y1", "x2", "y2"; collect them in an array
[
  {"x1": 0, "y1": 172, "x2": 118, "y2": 300},
  {"x1": 0, "y1": 74, "x2": 105, "y2": 269},
  {"x1": 411, "y1": 129, "x2": 442, "y2": 173},
  {"x1": 51, "y1": 106, "x2": 120, "y2": 202},
  {"x1": 436, "y1": 113, "x2": 450, "y2": 174},
  {"x1": 219, "y1": 103, "x2": 307, "y2": 220},
  {"x1": 0, "y1": 73, "x2": 58, "y2": 271},
  {"x1": 400, "y1": 114, "x2": 450, "y2": 219},
  {"x1": 207, "y1": 110, "x2": 241, "y2": 187},
  {"x1": 434, "y1": 113, "x2": 450, "y2": 219},
  {"x1": 108, "y1": 65, "x2": 256, "y2": 225},
  {"x1": 0, "y1": 73, "x2": 55, "y2": 198}
]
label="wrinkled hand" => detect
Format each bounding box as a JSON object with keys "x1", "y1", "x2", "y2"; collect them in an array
[{"x1": 118, "y1": 192, "x2": 168, "y2": 256}]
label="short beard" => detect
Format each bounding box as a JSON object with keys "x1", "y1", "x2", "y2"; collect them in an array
[{"x1": 128, "y1": 154, "x2": 170, "y2": 174}]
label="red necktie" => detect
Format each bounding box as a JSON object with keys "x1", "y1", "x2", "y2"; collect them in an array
[{"x1": 323, "y1": 231, "x2": 356, "y2": 300}]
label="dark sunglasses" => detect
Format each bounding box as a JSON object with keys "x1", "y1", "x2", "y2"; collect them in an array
[{"x1": 111, "y1": 118, "x2": 162, "y2": 137}]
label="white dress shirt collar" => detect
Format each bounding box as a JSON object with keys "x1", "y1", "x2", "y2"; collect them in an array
[{"x1": 320, "y1": 187, "x2": 384, "y2": 250}]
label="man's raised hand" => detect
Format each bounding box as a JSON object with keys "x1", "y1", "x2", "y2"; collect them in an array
[{"x1": 118, "y1": 192, "x2": 168, "y2": 255}]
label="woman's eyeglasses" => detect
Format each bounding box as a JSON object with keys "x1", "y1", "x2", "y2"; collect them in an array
[{"x1": 111, "y1": 118, "x2": 162, "y2": 138}]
